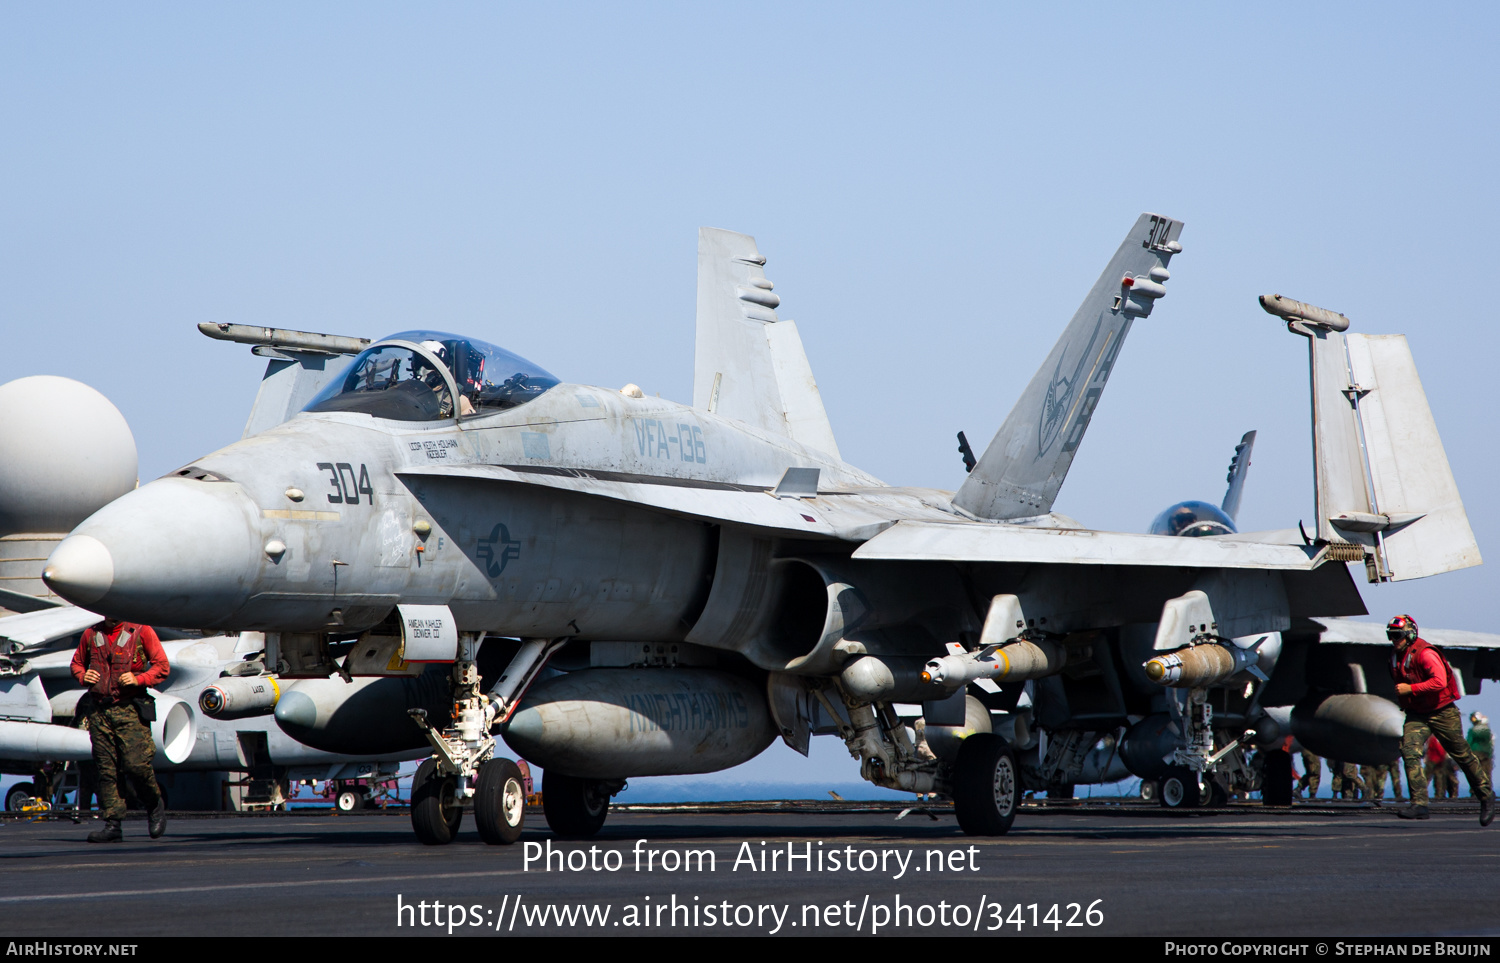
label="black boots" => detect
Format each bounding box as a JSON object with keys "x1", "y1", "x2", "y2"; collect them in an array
[
  {"x1": 1395, "y1": 804, "x2": 1430, "y2": 820},
  {"x1": 1481, "y1": 792, "x2": 1494, "y2": 828},
  {"x1": 149, "y1": 796, "x2": 167, "y2": 839},
  {"x1": 87, "y1": 819, "x2": 123, "y2": 843}
]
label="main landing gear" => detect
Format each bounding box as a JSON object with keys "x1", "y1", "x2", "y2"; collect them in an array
[
  {"x1": 952, "y1": 733, "x2": 1019, "y2": 835},
  {"x1": 541, "y1": 771, "x2": 620, "y2": 839}
]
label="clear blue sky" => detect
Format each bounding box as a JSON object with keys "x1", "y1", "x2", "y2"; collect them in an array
[{"x1": 3, "y1": 4, "x2": 1496, "y2": 792}]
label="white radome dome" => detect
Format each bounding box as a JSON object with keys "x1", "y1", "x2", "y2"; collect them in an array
[{"x1": 0, "y1": 376, "x2": 138, "y2": 536}]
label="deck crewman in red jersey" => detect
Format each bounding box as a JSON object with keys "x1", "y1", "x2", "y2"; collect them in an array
[
  {"x1": 70, "y1": 618, "x2": 170, "y2": 842},
  {"x1": 1387, "y1": 614, "x2": 1494, "y2": 825}
]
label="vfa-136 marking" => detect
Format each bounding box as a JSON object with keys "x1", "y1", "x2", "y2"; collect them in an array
[
  {"x1": 633, "y1": 418, "x2": 707, "y2": 463},
  {"x1": 42, "y1": 216, "x2": 1481, "y2": 847}
]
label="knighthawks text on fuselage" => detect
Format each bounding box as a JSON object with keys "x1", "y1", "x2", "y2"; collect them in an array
[{"x1": 41, "y1": 214, "x2": 1482, "y2": 841}]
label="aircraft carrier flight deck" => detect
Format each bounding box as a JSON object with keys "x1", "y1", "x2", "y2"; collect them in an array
[{"x1": 1, "y1": 800, "x2": 1493, "y2": 938}]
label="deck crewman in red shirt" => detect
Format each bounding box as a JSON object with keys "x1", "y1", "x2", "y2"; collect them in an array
[
  {"x1": 70, "y1": 618, "x2": 171, "y2": 842},
  {"x1": 1387, "y1": 614, "x2": 1494, "y2": 825}
]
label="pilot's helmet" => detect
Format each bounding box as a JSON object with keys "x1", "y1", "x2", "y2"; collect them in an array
[{"x1": 420, "y1": 340, "x2": 449, "y2": 365}]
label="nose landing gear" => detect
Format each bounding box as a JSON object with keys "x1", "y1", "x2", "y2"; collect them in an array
[{"x1": 408, "y1": 634, "x2": 563, "y2": 845}]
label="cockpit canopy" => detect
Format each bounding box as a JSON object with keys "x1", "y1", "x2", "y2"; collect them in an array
[
  {"x1": 304, "y1": 330, "x2": 560, "y2": 422},
  {"x1": 1148, "y1": 500, "x2": 1237, "y2": 538}
]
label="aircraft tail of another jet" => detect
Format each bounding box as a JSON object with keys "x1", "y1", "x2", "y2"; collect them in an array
[
  {"x1": 692, "y1": 229, "x2": 841, "y2": 460},
  {"x1": 197, "y1": 324, "x2": 368, "y2": 438},
  {"x1": 1262, "y1": 295, "x2": 1481, "y2": 582},
  {"x1": 953, "y1": 213, "x2": 1184, "y2": 520},
  {"x1": 1220, "y1": 430, "x2": 1256, "y2": 523}
]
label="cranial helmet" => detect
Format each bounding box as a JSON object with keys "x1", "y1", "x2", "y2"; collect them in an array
[{"x1": 1386, "y1": 614, "x2": 1418, "y2": 643}]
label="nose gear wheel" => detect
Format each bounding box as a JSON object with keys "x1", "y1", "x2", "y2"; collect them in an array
[
  {"x1": 411, "y1": 759, "x2": 464, "y2": 844},
  {"x1": 475, "y1": 757, "x2": 527, "y2": 845}
]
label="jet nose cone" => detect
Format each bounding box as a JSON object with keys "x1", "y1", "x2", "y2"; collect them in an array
[
  {"x1": 274, "y1": 690, "x2": 319, "y2": 734},
  {"x1": 42, "y1": 534, "x2": 115, "y2": 606},
  {"x1": 49, "y1": 477, "x2": 262, "y2": 627}
]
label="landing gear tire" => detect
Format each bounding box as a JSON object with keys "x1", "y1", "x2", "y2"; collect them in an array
[
  {"x1": 1139, "y1": 779, "x2": 1160, "y2": 803},
  {"x1": 335, "y1": 787, "x2": 364, "y2": 813},
  {"x1": 1206, "y1": 778, "x2": 1230, "y2": 808},
  {"x1": 475, "y1": 758, "x2": 526, "y2": 845},
  {"x1": 1049, "y1": 784, "x2": 1075, "y2": 800},
  {"x1": 411, "y1": 759, "x2": 463, "y2": 845},
  {"x1": 1160, "y1": 767, "x2": 1203, "y2": 809},
  {"x1": 953, "y1": 733, "x2": 1018, "y2": 836},
  {"x1": 5, "y1": 782, "x2": 39, "y2": 812},
  {"x1": 542, "y1": 771, "x2": 610, "y2": 838}
]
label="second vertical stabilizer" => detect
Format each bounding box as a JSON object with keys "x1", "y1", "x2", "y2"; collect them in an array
[
  {"x1": 693, "y1": 229, "x2": 840, "y2": 459},
  {"x1": 1220, "y1": 430, "x2": 1257, "y2": 523}
]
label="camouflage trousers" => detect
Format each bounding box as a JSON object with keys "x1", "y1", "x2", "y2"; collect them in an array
[
  {"x1": 87, "y1": 703, "x2": 161, "y2": 820},
  {"x1": 1361, "y1": 762, "x2": 1404, "y2": 800},
  {"x1": 1426, "y1": 758, "x2": 1460, "y2": 799},
  {"x1": 1297, "y1": 751, "x2": 1321, "y2": 796},
  {"x1": 1401, "y1": 705, "x2": 1492, "y2": 806},
  {"x1": 1330, "y1": 761, "x2": 1364, "y2": 799}
]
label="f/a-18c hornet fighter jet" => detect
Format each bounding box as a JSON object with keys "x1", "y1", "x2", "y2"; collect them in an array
[{"x1": 41, "y1": 214, "x2": 1482, "y2": 843}]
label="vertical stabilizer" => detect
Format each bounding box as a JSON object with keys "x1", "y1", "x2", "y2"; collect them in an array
[
  {"x1": 954, "y1": 214, "x2": 1183, "y2": 519},
  {"x1": 1261, "y1": 296, "x2": 1480, "y2": 582},
  {"x1": 693, "y1": 229, "x2": 840, "y2": 459},
  {"x1": 241, "y1": 352, "x2": 342, "y2": 438},
  {"x1": 1220, "y1": 430, "x2": 1256, "y2": 523}
]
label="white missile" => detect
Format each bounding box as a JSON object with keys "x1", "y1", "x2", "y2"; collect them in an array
[
  {"x1": 922, "y1": 637, "x2": 1068, "y2": 689},
  {"x1": 922, "y1": 594, "x2": 1073, "y2": 691},
  {"x1": 199, "y1": 675, "x2": 281, "y2": 718}
]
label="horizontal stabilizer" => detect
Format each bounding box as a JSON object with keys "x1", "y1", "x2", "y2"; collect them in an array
[
  {"x1": 1310, "y1": 617, "x2": 1500, "y2": 650},
  {"x1": 693, "y1": 229, "x2": 840, "y2": 458},
  {"x1": 955, "y1": 214, "x2": 1183, "y2": 519}
]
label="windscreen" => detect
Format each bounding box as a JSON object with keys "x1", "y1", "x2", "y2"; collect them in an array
[
  {"x1": 304, "y1": 331, "x2": 559, "y2": 421},
  {"x1": 303, "y1": 344, "x2": 455, "y2": 421}
]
